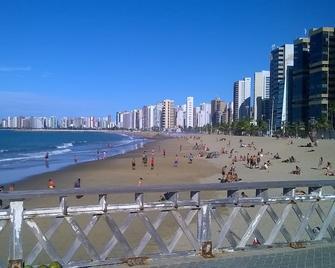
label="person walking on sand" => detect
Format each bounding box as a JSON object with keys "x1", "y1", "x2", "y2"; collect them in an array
[
  {"x1": 163, "y1": 149, "x2": 166, "y2": 158},
  {"x1": 150, "y1": 157, "x2": 155, "y2": 170},
  {"x1": 74, "y1": 178, "x2": 83, "y2": 199},
  {"x1": 174, "y1": 154, "x2": 179, "y2": 167},
  {"x1": 318, "y1": 157, "x2": 324, "y2": 169},
  {"x1": 132, "y1": 158, "x2": 136, "y2": 170}
]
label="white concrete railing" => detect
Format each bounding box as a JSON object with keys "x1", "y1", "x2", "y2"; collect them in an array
[{"x1": 1, "y1": 180, "x2": 335, "y2": 267}]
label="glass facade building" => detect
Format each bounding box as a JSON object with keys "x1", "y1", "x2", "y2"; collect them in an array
[
  {"x1": 308, "y1": 27, "x2": 335, "y2": 126},
  {"x1": 270, "y1": 44, "x2": 294, "y2": 129},
  {"x1": 290, "y1": 38, "x2": 310, "y2": 124}
]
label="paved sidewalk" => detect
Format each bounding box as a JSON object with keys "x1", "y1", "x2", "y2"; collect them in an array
[{"x1": 131, "y1": 243, "x2": 335, "y2": 268}]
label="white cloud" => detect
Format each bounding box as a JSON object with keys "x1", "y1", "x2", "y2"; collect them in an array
[{"x1": 0, "y1": 66, "x2": 32, "y2": 72}]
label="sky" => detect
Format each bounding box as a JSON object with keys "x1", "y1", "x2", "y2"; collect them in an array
[{"x1": 0, "y1": 0, "x2": 334, "y2": 117}]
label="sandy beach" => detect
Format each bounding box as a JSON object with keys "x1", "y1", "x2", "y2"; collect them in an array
[{"x1": 1, "y1": 134, "x2": 335, "y2": 265}]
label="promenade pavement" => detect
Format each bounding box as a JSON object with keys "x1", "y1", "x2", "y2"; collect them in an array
[{"x1": 127, "y1": 243, "x2": 335, "y2": 268}]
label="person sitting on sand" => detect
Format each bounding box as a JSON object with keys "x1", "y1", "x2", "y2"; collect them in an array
[
  {"x1": 274, "y1": 153, "x2": 281, "y2": 159},
  {"x1": 260, "y1": 162, "x2": 269, "y2": 171},
  {"x1": 282, "y1": 156, "x2": 296, "y2": 163},
  {"x1": 48, "y1": 178, "x2": 56, "y2": 189},
  {"x1": 325, "y1": 162, "x2": 332, "y2": 171},
  {"x1": 325, "y1": 170, "x2": 335, "y2": 176},
  {"x1": 291, "y1": 165, "x2": 301, "y2": 175}
]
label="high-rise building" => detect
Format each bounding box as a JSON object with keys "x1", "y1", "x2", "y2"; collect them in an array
[
  {"x1": 211, "y1": 98, "x2": 225, "y2": 125},
  {"x1": 198, "y1": 103, "x2": 211, "y2": 127},
  {"x1": 142, "y1": 105, "x2": 155, "y2": 130},
  {"x1": 254, "y1": 71, "x2": 270, "y2": 122},
  {"x1": 186, "y1": 96, "x2": 194, "y2": 128},
  {"x1": 153, "y1": 103, "x2": 163, "y2": 130},
  {"x1": 175, "y1": 105, "x2": 185, "y2": 128},
  {"x1": 290, "y1": 37, "x2": 310, "y2": 124},
  {"x1": 308, "y1": 27, "x2": 335, "y2": 126},
  {"x1": 270, "y1": 44, "x2": 294, "y2": 129},
  {"x1": 233, "y1": 77, "x2": 251, "y2": 121},
  {"x1": 161, "y1": 99, "x2": 175, "y2": 130},
  {"x1": 289, "y1": 27, "x2": 335, "y2": 127}
]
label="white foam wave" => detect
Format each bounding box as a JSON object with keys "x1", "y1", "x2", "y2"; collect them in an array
[
  {"x1": 0, "y1": 149, "x2": 8, "y2": 153},
  {"x1": 0, "y1": 149, "x2": 71, "y2": 163},
  {"x1": 56, "y1": 142, "x2": 73, "y2": 149}
]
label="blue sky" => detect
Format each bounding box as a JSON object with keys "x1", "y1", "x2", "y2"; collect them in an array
[{"x1": 0, "y1": 0, "x2": 334, "y2": 117}]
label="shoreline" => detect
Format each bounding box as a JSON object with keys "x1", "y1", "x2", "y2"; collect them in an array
[
  {"x1": 0, "y1": 130, "x2": 159, "y2": 187},
  {"x1": 11, "y1": 134, "x2": 218, "y2": 192}
]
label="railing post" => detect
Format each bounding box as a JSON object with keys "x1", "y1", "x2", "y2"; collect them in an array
[
  {"x1": 198, "y1": 204, "x2": 213, "y2": 257},
  {"x1": 59, "y1": 196, "x2": 67, "y2": 215},
  {"x1": 8, "y1": 200, "x2": 24, "y2": 268},
  {"x1": 135, "y1": 193, "x2": 144, "y2": 210},
  {"x1": 99, "y1": 194, "x2": 107, "y2": 212}
]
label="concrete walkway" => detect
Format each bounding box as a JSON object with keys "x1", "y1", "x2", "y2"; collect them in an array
[{"x1": 129, "y1": 243, "x2": 335, "y2": 268}]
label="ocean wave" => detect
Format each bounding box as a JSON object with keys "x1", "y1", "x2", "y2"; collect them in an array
[
  {"x1": 0, "y1": 149, "x2": 8, "y2": 153},
  {"x1": 56, "y1": 142, "x2": 73, "y2": 149},
  {"x1": 0, "y1": 148, "x2": 71, "y2": 163}
]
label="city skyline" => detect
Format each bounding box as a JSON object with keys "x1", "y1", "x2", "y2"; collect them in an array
[{"x1": 0, "y1": 0, "x2": 334, "y2": 117}]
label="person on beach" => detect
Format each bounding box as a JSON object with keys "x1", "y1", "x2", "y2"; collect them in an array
[
  {"x1": 9, "y1": 184, "x2": 15, "y2": 191},
  {"x1": 138, "y1": 177, "x2": 143, "y2": 186},
  {"x1": 74, "y1": 178, "x2": 83, "y2": 198},
  {"x1": 221, "y1": 165, "x2": 227, "y2": 179},
  {"x1": 163, "y1": 149, "x2": 166, "y2": 158},
  {"x1": 318, "y1": 157, "x2": 324, "y2": 169},
  {"x1": 291, "y1": 166, "x2": 301, "y2": 175},
  {"x1": 74, "y1": 178, "x2": 81, "y2": 188},
  {"x1": 174, "y1": 155, "x2": 179, "y2": 167},
  {"x1": 45, "y1": 152, "x2": 49, "y2": 161},
  {"x1": 188, "y1": 153, "x2": 193, "y2": 164},
  {"x1": 0, "y1": 185, "x2": 4, "y2": 207},
  {"x1": 48, "y1": 178, "x2": 56, "y2": 189},
  {"x1": 142, "y1": 151, "x2": 147, "y2": 166},
  {"x1": 150, "y1": 157, "x2": 155, "y2": 170},
  {"x1": 132, "y1": 158, "x2": 136, "y2": 170}
]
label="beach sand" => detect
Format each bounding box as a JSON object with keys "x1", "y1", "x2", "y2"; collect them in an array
[{"x1": 1, "y1": 134, "x2": 334, "y2": 265}]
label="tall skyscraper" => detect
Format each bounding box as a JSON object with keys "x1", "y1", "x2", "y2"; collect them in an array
[
  {"x1": 308, "y1": 27, "x2": 335, "y2": 126},
  {"x1": 270, "y1": 44, "x2": 294, "y2": 129},
  {"x1": 254, "y1": 71, "x2": 270, "y2": 122},
  {"x1": 211, "y1": 98, "x2": 225, "y2": 126},
  {"x1": 233, "y1": 77, "x2": 251, "y2": 121},
  {"x1": 186, "y1": 96, "x2": 194, "y2": 128},
  {"x1": 175, "y1": 106, "x2": 184, "y2": 128},
  {"x1": 288, "y1": 27, "x2": 335, "y2": 128},
  {"x1": 290, "y1": 37, "x2": 310, "y2": 124},
  {"x1": 161, "y1": 99, "x2": 175, "y2": 130}
]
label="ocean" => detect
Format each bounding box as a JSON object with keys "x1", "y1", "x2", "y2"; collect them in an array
[{"x1": 0, "y1": 130, "x2": 147, "y2": 185}]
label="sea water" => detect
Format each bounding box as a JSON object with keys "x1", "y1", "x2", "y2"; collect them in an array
[{"x1": 0, "y1": 130, "x2": 146, "y2": 184}]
